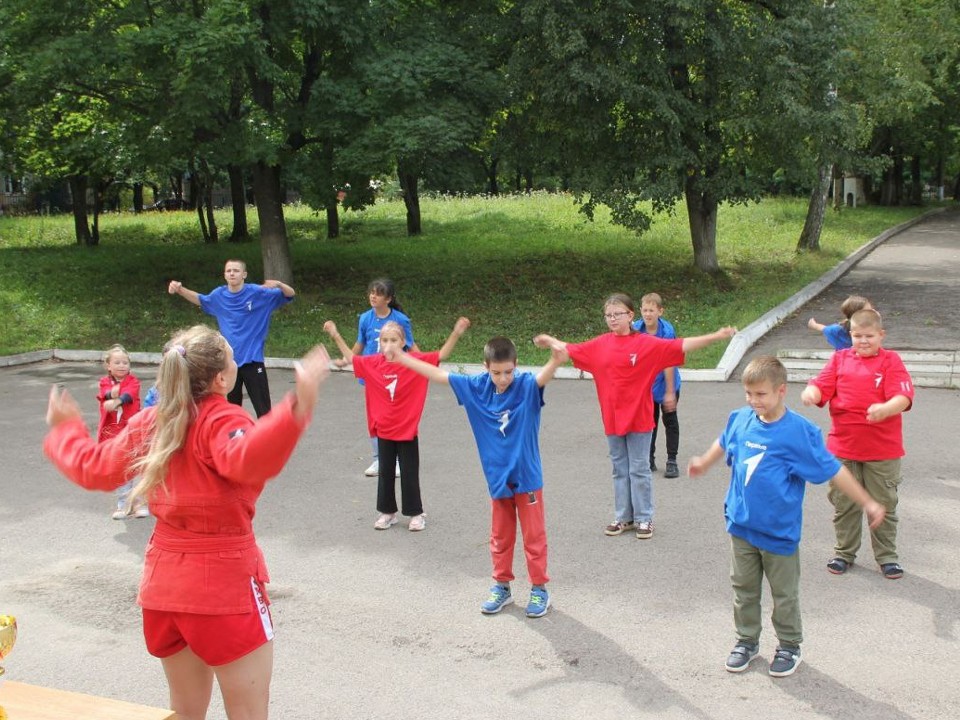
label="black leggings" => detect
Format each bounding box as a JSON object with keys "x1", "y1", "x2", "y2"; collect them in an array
[
  {"x1": 377, "y1": 437, "x2": 423, "y2": 516},
  {"x1": 650, "y1": 395, "x2": 680, "y2": 461}
]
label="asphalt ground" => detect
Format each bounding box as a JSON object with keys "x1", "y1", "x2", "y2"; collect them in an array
[{"x1": 2, "y1": 209, "x2": 959, "y2": 719}]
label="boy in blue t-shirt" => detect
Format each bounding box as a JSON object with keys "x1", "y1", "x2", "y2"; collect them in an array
[
  {"x1": 168, "y1": 259, "x2": 295, "y2": 417},
  {"x1": 632, "y1": 292, "x2": 682, "y2": 477},
  {"x1": 388, "y1": 337, "x2": 565, "y2": 618},
  {"x1": 688, "y1": 355, "x2": 884, "y2": 678}
]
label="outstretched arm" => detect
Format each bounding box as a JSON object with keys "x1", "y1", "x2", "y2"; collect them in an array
[
  {"x1": 387, "y1": 346, "x2": 451, "y2": 385},
  {"x1": 807, "y1": 318, "x2": 826, "y2": 332},
  {"x1": 438, "y1": 317, "x2": 471, "y2": 360},
  {"x1": 687, "y1": 440, "x2": 724, "y2": 477},
  {"x1": 533, "y1": 333, "x2": 568, "y2": 351},
  {"x1": 681, "y1": 327, "x2": 737, "y2": 353},
  {"x1": 536, "y1": 347, "x2": 568, "y2": 387},
  {"x1": 263, "y1": 279, "x2": 296, "y2": 298},
  {"x1": 168, "y1": 280, "x2": 201, "y2": 306},
  {"x1": 322, "y1": 320, "x2": 359, "y2": 367}
]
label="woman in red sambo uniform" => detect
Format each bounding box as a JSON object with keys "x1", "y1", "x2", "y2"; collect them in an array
[{"x1": 44, "y1": 325, "x2": 330, "y2": 720}]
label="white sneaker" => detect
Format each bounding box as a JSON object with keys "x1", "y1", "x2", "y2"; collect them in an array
[
  {"x1": 111, "y1": 507, "x2": 129, "y2": 520},
  {"x1": 133, "y1": 504, "x2": 151, "y2": 519},
  {"x1": 364, "y1": 460, "x2": 379, "y2": 477},
  {"x1": 374, "y1": 513, "x2": 398, "y2": 530},
  {"x1": 408, "y1": 514, "x2": 426, "y2": 532}
]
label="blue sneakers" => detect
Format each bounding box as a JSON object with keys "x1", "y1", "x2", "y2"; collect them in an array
[
  {"x1": 480, "y1": 584, "x2": 513, "y2": 614},
  {"x1": 525, "y1": 586, "x2": 550, "y2": 618}
]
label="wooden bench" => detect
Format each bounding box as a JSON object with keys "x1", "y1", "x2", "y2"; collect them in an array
[{"x1": 0, "y1": 680, "x2": 176, "y2": 719}]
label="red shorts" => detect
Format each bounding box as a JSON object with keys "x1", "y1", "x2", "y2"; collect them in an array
[{"x1": 142, "y1": 577, "x2": 274, "y2": 666}]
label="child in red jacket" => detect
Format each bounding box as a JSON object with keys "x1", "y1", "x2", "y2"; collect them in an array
[{"x1": 97, "y1": 344, "x2": 143, "y2": 519}]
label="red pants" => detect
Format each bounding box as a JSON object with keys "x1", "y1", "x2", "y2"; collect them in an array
[{"x1": 490, "y1": 489, "x2": 549, "y2": 585}]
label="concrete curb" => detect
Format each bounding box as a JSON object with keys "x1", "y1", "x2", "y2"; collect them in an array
[{"x1": 1, "y1": 208, "x2": 943, "y2": 382}]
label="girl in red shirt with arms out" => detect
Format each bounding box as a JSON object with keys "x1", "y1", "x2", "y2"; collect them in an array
[
  {"x1": 326, "y1": 316, "x2": 470, "y2": 531},
  {"x1": 44, "y1": 325, "x2": 331, "y2": 720}
]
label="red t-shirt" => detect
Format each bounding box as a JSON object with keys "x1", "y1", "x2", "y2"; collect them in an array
[
  {"x1": 352, "y1": 351, "x2": 440, "y2": 441},
  {"x1": 566, "y1": 333, "x2": 685, "y2": 435},
  {"x1": 97, "y1": 373, "x2": 141, "y2": 442},
  {"x1": 809, "y1": 347, "x2": 914, "y2": 461}
]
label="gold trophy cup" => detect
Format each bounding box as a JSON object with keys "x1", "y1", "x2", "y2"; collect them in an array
[{"x1": 0, "y1": 615, "x2": 16, "y2": 720}]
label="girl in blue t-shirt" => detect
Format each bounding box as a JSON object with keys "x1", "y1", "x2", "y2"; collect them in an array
[
  {"x1": 807, "y1": 295, "x2": 872, "y2": 351},
  {"x1": 324, "y1": 278, "x2": 419, "y2": 477}
]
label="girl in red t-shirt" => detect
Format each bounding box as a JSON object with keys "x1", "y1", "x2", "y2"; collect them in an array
[{"x1": 333, "y1": 317, "x2": 470, "y2": 531}]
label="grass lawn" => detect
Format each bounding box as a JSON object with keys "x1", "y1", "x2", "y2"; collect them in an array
[{"x1": 0, "y1": 193, "x2": 928, "y2": 367}]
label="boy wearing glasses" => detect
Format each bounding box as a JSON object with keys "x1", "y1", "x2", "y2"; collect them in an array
[{"x1": 535, "y1": 293, "x2": 735, "y2": 539}]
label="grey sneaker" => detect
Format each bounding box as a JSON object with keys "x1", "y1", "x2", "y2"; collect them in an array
[
  {"x1": 769, "y1": 646, "x2": 802, "y2": 677},
  {"x1": 664, "y1": 460, "x2": 679, "y2": 478},
  {"x1": 725, "y1": 642, "x2": 759, "y2": 673},
  {"x1": 635, "y1": 521, "x2": 653, "y2": 539}
]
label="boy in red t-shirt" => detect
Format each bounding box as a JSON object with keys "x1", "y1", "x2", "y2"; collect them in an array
[
  {"x1": 801, "y1": 309, "x2": 914, "y2": 579},
  {"x1": 329, "y1": 316, "x2": 470, "y2": 531}
]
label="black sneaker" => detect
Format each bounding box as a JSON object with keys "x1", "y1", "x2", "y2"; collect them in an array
[
  {"x1": 769, "y1": 646, "x2": 802, "y2": 677},
  {"x1": 664, "y1": 459, "x2": 679, "y2": 478},
  {"x1": 725, "y1": 642, "x2": 759, "y2": 673},
  {"x1": 881, "y1": 562, "x2": 904, "y2": 579}
]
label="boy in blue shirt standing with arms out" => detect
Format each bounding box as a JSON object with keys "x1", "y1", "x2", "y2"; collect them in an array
[
  {"x1": 632, "y1": 292, "x2": 681, "y2": 478},
  {"x1": 688, "y1": 356, "x2": 885, "y2": 677},
  {"x1": 168, "y1": 259, "x2": 295, "y2": 417},
  {"x1": 387, "y1": 337, "x2": 565, "y2": 618}
]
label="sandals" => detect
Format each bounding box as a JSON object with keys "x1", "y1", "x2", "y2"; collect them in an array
[
  {"x1": 880, "y1": 562, "x2": 904, "y2": 579},
  {"x1": 826, "y1": 557, "x2": 851, "y2": 575}
]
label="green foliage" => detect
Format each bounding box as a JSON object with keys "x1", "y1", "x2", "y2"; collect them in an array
[{"x1": 0, "y1": 195, "x2": 926, "y2": 367}]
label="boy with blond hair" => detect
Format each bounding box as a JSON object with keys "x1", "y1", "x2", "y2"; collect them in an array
[
  {"x1": 632, "y1": 292, "x2": 682, "y2": 477},
  {"x1": 801, "y1": 308, "x2": 914, "y2": 579},
  {"x1": 690, "y1": 355, "x2": 884, "y2": 677}
]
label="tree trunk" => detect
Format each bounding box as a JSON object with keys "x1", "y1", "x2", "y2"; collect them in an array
[
  {"x1": 91, "y1": 178, "x2": 105, "y2": 246},
  {"x1": 485, "y1": 157, "x2": 499, "y2": 195},
  {"x1": 227, "y1": 165, "x2": 249, "y2": 242},
  {"x1": 251, "y1": 161, "x2": 293, "y2": 283},
  {"x1": 67, "y1": 175, "x2": 92, "y2": 246},
  {"x1": 524, "y1": 169, "x2": 533, "y2": 193},
  {"x1": 909, "y1": 154, "x2": 923, "y2": 205},
  {"x1": 797, "y1": 164, "x2": 833, "y2": 252},
  {"x1": 133, "y1": 183, "x2": 144, "y2": 213},
  {"x1": 684, "y1": 179, "x2": 720, "y2": 273},
  {"x1": 398, "y1": 162, "x2": 422, "y2": 236},
  {"x1": 326, "y1": 201, "x2": 340, "y2": 239}
]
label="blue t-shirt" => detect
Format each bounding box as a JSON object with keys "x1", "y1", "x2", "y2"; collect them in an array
[
  {"x1": 199, "y1": 284, "x2": 292, "y2": 366},
  {"x1": 719, "y1": 406, "x2": 840, "y2": 555},
  {"x1": 357, "y1": 308, "x2": 415, "y2": 355},
  {"x1": 822, "y1": 323, "x2": 852, "y2": 350},
  {"x1": 632, "y1": 317, "x2": 681, "y2": 402},
  {"x1": 448, "y1": 371, "x2": 545, "y2": 499}
]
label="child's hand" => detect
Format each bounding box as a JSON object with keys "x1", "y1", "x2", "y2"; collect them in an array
[
  {"x1": 800, "y1": 386, "x2": 820, "y2": 406},
  {"x1": 293, "y1": 345, "x2": 331, "y2": 419},
  {"x1": 687, "y1": 456, "x2": 707, "y2": 477},
  {"x1": 382, "y1": 346, "x2": 402, "y2": 362},
  {"x1": 322, "y1": 320, "x2": 338, "y2": 337},
  {"x1": 167, "y1": 280, "x2": 182, "y2": 294},
  {"x1": 807, "y1": 317, "x2": 819, "y2": 330},
  {"x1": 866, "y1": 403, "x2": 890, "y2": 422},
  {"x1": 454, "y1": 317, "x2": 471, "y2": 335},
  {"x1": 333, "y1": 357, "x2": 349, "y2": 369},
  {"x1": 715, "y1": 326, "x2": 737, "y2": 339},
  {"x1": 47, "y1": 386, "x2": 83, "y2": 427},
  {"x1": 864, "y1": 500, "x2": 886, "y2": 529},
  {"x1": 550, "y1": 346, "x2": 569, "y2": 365}
]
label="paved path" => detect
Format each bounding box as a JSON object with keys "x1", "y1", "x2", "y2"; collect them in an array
[{"x1": 2, "y1": 210, "x2": 960, "y2": 719}]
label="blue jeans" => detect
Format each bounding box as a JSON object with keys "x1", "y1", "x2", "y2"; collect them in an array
[{"x1": 606, "y1": 432, "x2": 654, "y2": 524}]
